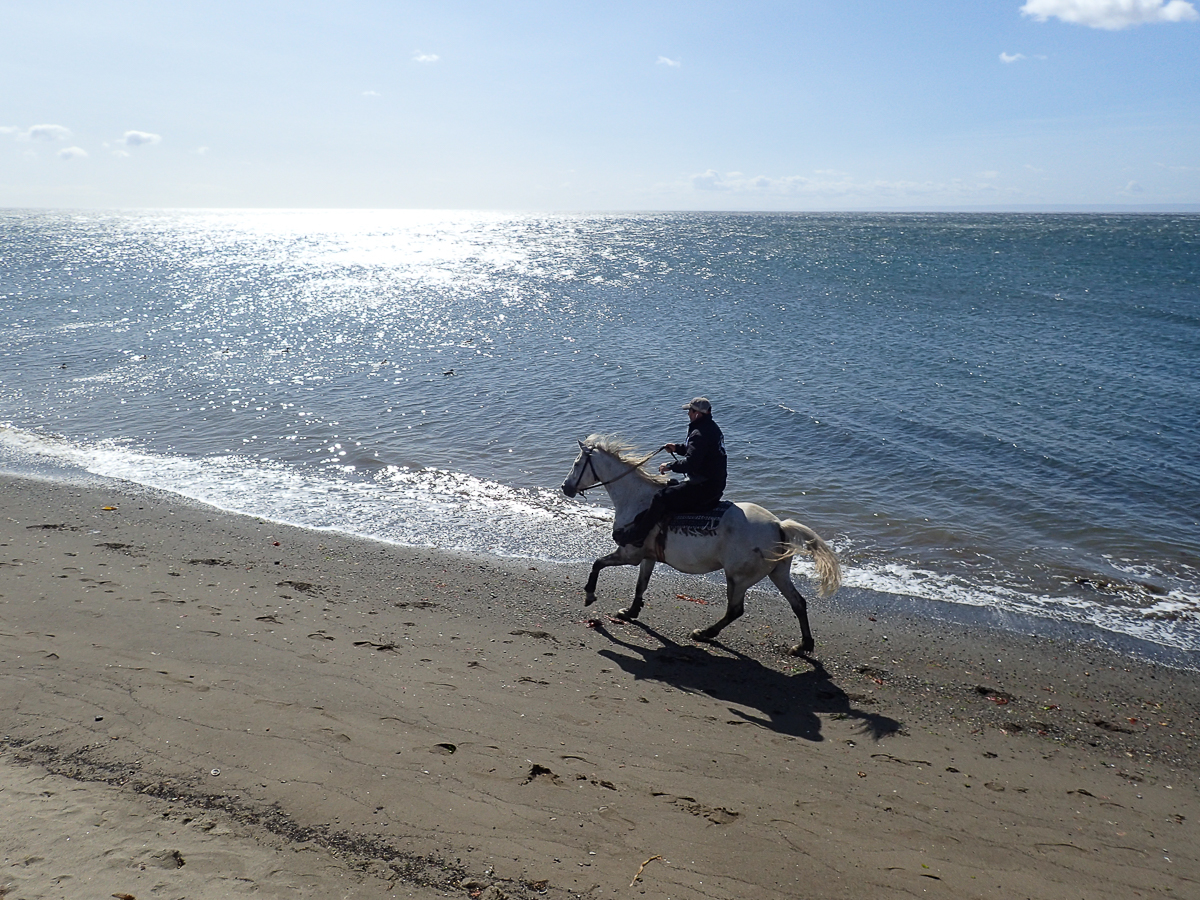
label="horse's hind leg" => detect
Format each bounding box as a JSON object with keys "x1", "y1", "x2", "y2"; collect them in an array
[
  {"x1": 769, "y1": 561, "x2": 815, "y2": 655},
  {"x1": 616, "y1": 558, "x2": 655, "y2": 621},
  {"x1": 692, "y1": 575, "x2": 749, "y2": 643}
]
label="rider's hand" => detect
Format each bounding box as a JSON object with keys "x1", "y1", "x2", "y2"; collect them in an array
[{"x1": 658, "y1": 462, "x2": 672, "y2": 474}]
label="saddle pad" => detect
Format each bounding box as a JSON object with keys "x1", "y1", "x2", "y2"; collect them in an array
[{"x1": 665, "y1": 500, "x2": 732, "y2": 534}]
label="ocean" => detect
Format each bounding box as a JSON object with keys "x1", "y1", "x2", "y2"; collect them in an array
[{"x1": 2, "y1": 209, "x2": 1198, "y2": 664}]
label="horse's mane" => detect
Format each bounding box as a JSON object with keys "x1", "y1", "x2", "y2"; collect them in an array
[{"x1": 583, "y1": 433, "x2": 669, "y2": 485}]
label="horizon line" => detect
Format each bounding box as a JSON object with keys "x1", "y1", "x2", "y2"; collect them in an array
[{"x1": 4, "y1": 204, "x2": 1200, "y2": 215}]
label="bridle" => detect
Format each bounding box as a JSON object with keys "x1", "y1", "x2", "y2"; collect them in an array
[{"x1": 567, "y1": 443, "x2": 668, "y2": 496}]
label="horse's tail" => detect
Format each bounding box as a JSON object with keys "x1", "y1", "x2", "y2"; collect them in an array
[{"x1": 778, "y1": 519, "x2": 842, "y2": 598}]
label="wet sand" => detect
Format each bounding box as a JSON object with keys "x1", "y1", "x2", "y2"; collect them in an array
[{"x1": 2, "y1": 473, "x2": 1198, "y2": 899}]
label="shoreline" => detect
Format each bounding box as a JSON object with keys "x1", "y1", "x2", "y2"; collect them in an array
[
  {"x1": 3, "y1": 473, "x2": 1198, "y2": 899},
  {"x1": 6, "y1": 449, "x2": 1195, "y2": 673}
]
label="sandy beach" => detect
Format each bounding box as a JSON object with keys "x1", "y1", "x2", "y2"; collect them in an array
[{"x1": 2, "y1": 473, "x2": 1197, "y2": 900}]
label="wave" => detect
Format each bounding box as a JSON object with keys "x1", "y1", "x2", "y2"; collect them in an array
[{"x1": 0, "y1": 425, "x2": 605, "y2": 563}]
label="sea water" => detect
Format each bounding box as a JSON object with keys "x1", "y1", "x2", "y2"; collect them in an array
[{"x1": 2, "y1": 209, "x2": 1197, "y2": 661}]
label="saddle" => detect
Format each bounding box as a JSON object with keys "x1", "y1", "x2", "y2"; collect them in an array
[{"x1": 652, "y1": 501, "x2": 732, "y2": 561}]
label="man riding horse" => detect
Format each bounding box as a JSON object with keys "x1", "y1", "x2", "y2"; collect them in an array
[{"x1": 612, "y1": 397, "x2": 728, "y2": 547}]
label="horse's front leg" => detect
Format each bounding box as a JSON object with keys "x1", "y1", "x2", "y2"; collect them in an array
[
  {"x1": 584, "y1": 549, "x2": 634, "y2": 607},
  {"x1": 615, "y1": 558, "x2": 655, "y2": 621},
  {"x1": 692, "y1": 576, "x2": 749, "y2": 643}
]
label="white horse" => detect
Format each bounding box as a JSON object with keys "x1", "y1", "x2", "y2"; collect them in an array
[{"x1": 561, "y1": 435, "x2": 841, "y2": 655}]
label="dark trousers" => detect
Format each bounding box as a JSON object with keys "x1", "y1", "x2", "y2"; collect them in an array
[
  {"x1": 616, "y1": 479, "x2": 723, "y2": 545},
  {"x1": 652, "y1": 479, "x2": 724, "y2": 518}
]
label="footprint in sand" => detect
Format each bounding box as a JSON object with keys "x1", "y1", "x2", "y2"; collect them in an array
[
  {"x1": 653, "y1": 792, "x2": 740, "y2": 825},
  {"x1": 521, "y1": 764, "x2": 562, "y2": 785}
]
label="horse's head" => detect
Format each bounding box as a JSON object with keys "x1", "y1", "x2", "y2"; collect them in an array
[
  {"x1": 563, "y1": 435, "x2": 661, "y2": 498},
  {"x1": 561, "y1": 440, "x2": 599, "y2": 498}
]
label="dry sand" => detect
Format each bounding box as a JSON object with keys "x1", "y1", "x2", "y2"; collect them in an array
[{"x1": 2, "y1": 473, "x2": 1197, "y2": 900}]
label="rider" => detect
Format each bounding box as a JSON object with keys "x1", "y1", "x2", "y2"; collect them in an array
[{"x1": 613, "y1": 397, "x2": 728, "y2": 547}]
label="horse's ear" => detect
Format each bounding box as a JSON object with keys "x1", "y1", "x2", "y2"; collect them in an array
[{"x1": 577, "y1": 439, "x2": 586, "y2": 449}]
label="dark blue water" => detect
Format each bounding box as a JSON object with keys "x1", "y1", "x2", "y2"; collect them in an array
[{"x1": 2, "y1": 209, "x2": 1197, "y2": 654}]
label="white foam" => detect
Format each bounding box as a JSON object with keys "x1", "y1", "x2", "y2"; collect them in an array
[
  {"x1": 0, "y1": 425, "x2": 609, "y2": 564},
  {"x1": 828, "y1": 552, "x2": 1200, "y2": 652}
]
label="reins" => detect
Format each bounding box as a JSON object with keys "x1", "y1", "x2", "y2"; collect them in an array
[{"x1": 574, "y1": 444, "x2": 671, "y2": 495}]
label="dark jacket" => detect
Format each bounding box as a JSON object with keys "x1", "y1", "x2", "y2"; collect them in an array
[{"x1": 667, "y1": 414, "x2": 727, "y2": 492}]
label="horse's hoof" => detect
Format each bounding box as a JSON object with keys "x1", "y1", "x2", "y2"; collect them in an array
[
  {"x1": 614, "y1": 607, "x2": 639, "y2": 621},
  {"x1": 789, "y1": 640, "x2": 815, "y2": 656},
  {"x1": 690, "y1": 628, "x2": 715, "y2": 643},
  {"x1": 584, "y1": 594, "x2": 596, "y2": 607}
]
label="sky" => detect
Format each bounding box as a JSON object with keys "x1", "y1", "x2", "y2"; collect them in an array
[{"x1": 2, "y1": 0, "x2": 1199, "y2": 211}]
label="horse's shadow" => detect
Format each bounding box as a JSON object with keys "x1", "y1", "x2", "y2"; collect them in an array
[{"x1": 593, "y1": 620, "x2": 901, "y2": 742}]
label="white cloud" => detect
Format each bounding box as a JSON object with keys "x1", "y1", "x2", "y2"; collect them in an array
[
  {"x1": 121, "y1": 130, "x2": 161, "y2": 147},
  {"x1": 24, "y1": 124, "x2": 72, "y2": 141},
  {"x1": 362, "y1": 89, "x2": 381, "y2": 97},
  {"x1": 1000, "y1": 51, "x2": 1027, "y2": 63},
  {"x1": 1021, "y1": 0, "x2": 1199, "y2": 30},
  {"x1": 656, "y1": 56, "x2": 681, "y2": 67},
  {"x1": 413, "y1": 51, "x2": 440, "y2": 63},
  {"x1": 684, "y1": 168, "x2": 1008, "y2": 201},
  {"x1": 690, "y1": 169, "x2": 729, "y2": 191},
  {"x1": 58, "y1": 146, "x2": 88, "y2": 160},
  {"x1": 1119, "y1": 180, "x2": 1146, "y2": 193}
]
